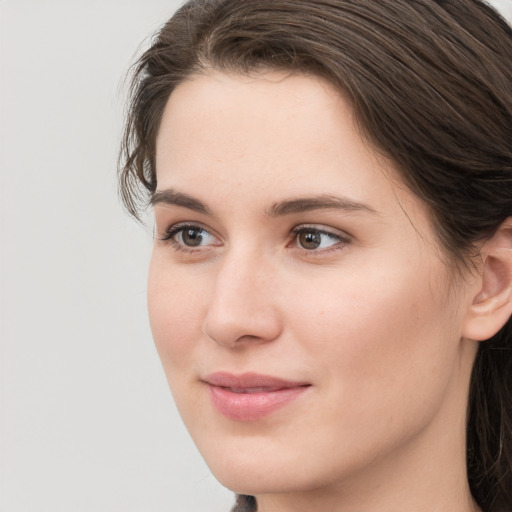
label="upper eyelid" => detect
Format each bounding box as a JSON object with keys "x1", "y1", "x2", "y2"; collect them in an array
[
  {"x1": 158, "y1": 221, "x2": 215, "y2": 238},
  {"x1": 291, "y1": 224, "x2": 351, "y2": 240}
]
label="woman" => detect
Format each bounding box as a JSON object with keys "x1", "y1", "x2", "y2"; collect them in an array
[{"x1": 118, "y1": 1, "x2": 512, "y2": 511}]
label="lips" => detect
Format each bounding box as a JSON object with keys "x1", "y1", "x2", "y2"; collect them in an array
[{"x1": 203, "y1": 372, "x2": 311, "y2": 421}]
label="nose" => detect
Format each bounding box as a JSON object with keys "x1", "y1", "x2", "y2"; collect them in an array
[{"x1": 202, "y1": 250, "x2": 283, "y2": 348}]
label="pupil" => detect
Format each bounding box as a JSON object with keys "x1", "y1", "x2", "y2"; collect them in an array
[
  {"x1": 299, "y1": 231, "x2": 321, "y2": 249},
  {"x1": 183, "y1": 228, "x2": 203, "y2": 246}
]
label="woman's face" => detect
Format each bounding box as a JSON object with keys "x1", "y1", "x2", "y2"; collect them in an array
[{"x1": 149, "y1": 70, "x2": 477, "y2": 498}]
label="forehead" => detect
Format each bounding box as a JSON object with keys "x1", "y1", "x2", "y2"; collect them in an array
[
  {"x1": 158, "y1": 72, "x2": 380, "y2": 185},
  {"x1": 154, "y1": 69, "x2": 430, "y2": 231},
  {"x1": 156, "y1": 70, "x2": 348, "y2": 158}
]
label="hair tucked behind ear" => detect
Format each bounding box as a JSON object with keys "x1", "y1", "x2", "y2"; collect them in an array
[{"x1": 119, "y1": 1, "x2": 512, "y2": 510}]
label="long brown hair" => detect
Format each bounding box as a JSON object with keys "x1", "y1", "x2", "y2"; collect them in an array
[{"x1": 118, "y1": 1, "x2": 512, "y2": 510}]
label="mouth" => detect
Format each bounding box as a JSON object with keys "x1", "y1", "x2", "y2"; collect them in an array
[{"x1": 203, "y1": 372, "x2": 311, "y2": 421}]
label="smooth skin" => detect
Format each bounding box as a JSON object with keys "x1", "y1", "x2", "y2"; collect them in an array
[{"x1": 148, "y1": 70, "x2": 512, "y2": 512}]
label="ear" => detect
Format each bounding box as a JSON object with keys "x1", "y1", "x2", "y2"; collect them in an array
[{"x1": 462, "y1": 218, "x2": 512, "y2": 341}]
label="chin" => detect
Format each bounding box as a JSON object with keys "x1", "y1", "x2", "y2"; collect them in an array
[
  {"x1": 193, "y1": 434, "x2": 348, "y2": 497},
  {"x1": 211, "y1": 463, "x2": 311, "y2": 497}
]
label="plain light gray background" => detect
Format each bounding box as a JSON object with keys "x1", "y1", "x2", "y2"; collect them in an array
[
  {"x1": 0, "y1": 1, "x2": 233, "y2": 511},
  {"x1": 1, "y1": 1, "x2": 511, "y2": 511}
]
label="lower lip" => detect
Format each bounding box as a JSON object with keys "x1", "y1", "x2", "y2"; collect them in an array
[{"x1": 207, "y1": 384, "x2": 309, "y2": 421}]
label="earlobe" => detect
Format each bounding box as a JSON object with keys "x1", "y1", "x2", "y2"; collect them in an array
[{"x1": 462, "y1": 219, "x2": 512, "y2": 342}]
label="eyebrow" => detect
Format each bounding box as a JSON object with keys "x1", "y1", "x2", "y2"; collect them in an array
[
  {"x1": 150, "y1": 188, "x2": 378, "y2": 217},
  {"x1": 266, "y1": 194, "x2": 378, "y2": 217},
  {"x1": 150, "y1": 189, "x2": 211, "y2": 215}
]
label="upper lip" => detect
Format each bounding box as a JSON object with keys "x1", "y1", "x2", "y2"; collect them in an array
[{"x1": 203, "y1": 372, "x2": 310, "y2": 390}]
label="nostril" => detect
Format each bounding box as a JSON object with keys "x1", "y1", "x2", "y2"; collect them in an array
[{"x1": 202, "y1": 308, "x2": 282, "y2": 348}]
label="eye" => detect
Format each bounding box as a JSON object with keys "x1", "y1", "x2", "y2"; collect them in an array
[
  {"x1": 291, "y1": 226, "x2": 347, "y2": 252},
  {"x1": 161, "y1": 224, "x2": 220, "y2": 249}
]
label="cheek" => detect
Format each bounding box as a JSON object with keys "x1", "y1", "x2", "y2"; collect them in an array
[
  {"x1": 147, "y1": 256, "x2": 207, "y2": 373},
  {"x1": 287, "y1": 261, "x2": 459, "y2": 418}
]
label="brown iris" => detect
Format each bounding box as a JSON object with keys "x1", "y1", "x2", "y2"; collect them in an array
[
  {"x1": 298, "y1": 230, "x2": 322, "y2": 250},
  {"x1": 182, "y1": 227, "x2": 204, "y2": 246}
]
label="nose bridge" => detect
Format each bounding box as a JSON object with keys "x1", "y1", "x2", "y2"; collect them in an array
[{"x1": 203, "y1": 244, "x2": 281, "y2": 347}]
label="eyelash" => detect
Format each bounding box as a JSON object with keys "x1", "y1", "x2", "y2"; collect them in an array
[{"x1": 159, "y1": 223, "x2": 351, "y2": 255}]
